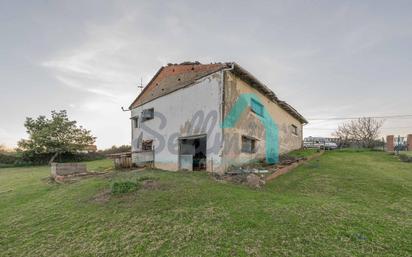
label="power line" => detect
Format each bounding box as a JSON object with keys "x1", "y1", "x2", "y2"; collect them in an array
[
  {"x1": 307, "y1": 114, "x2": 412, "y2": 121},
  {"x1": 306, "y1": 126, "x2": 412, "y2": 131}
]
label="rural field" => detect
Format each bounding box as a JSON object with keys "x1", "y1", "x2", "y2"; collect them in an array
[{"x1": 0, "y1": 151, "x2": 411, "y2": 256}]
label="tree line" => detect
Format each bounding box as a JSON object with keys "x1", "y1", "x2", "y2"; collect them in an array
[{"x1": 0, "y1": 110, "x2": 131, "y2": 167}]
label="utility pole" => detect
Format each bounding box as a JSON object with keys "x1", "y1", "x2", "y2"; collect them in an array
[
  {"x1": 138, "y1": 77, "x2": 144, "y2": 93},
  {"x1": 121, "y1": 77, "x2": 144, "y2": 112}
]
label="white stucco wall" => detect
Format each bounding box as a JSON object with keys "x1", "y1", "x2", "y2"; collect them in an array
[{"x1": 130, "y1": 72, "x2": 224, "y2": 171}]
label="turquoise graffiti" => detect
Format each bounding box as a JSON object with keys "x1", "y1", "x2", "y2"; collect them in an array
[{"x1": 221, "y1": 93, "x2": 279, "y2": 164}]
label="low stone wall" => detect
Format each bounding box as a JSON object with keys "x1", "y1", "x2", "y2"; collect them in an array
[
  {"x1": 265, "y1": 151, "x2": 324, "y2": 182},
  {"x1": 51, "y1": 163, "x2": 87, "y2": 177}
]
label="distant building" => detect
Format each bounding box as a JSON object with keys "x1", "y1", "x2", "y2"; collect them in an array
[{"x1": 304, "y1": 136, "x2": 339, "y2": 143}]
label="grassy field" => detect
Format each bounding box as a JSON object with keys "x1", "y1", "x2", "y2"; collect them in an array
[
  {"x1": 401, "y1": 151, "x2": 412, "y2": 157},
  {"x1": 287, "y1": 148, "x2": 318, "y2": 158},
  {"x1": 0, "y1": 151, "x2": 411, "y2": 256}
]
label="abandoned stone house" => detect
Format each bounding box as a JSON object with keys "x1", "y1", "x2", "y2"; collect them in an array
[{"x1": 129, "y1": 62, "x2": 307, "y2": 173}]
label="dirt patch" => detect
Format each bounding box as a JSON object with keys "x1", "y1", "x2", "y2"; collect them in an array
[
  {"x1": 141, "y1": 180, "x2": 162, "y2": 190},
  {"x1": 91, "y1": 189, "x2": 111, "y2": 203},
  {"x1": 212, "y1": 172, "x2": 266, "y2": 188}
]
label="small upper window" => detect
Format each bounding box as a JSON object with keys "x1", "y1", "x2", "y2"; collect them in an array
[
  {"x1": 292, "y1": 125, "x2": 298, "y2": 135},
  {"x1": 251, "y1": 99, "x2": 264, "y2": 117},
  {"x1": 142, "y1": 140, "x2": 153, "y2": 151},
  {"x1": 142, "y1": 108, "x2": 154, "y2": 122},
  {"x1": 241, "y1": 136, "x2": 256, "y2": 153}
]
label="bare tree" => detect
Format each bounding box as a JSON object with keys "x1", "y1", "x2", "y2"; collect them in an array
[
  {"x1": 0, "y1": 144, "x2": 5, "y2": 153},
  {"x1": 333, "y1": 117, "x2": 384, "y2": 148}
]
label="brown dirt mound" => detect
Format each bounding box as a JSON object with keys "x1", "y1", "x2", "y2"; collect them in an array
[{"x1": 91, "y1": 189, "x2": 111, "y2": 203}]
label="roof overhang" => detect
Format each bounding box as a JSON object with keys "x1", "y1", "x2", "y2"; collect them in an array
[
  {"x1": 128, "y1": 62, "x2": 308, "y2": 125},
  {"x1": 230, "y1": 63, "x2": 308, "y2": 124}
]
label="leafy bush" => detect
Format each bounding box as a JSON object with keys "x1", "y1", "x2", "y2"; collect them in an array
[
  {"x1": 111, "y1": 180, "x2": 140, "y2": 194},
  {"x1": 0, "y1": 153, "x2": 19, "y2": 165}
]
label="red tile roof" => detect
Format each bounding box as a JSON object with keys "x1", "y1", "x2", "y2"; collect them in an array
[
  {"x1": 129, "y1": 62, "x2": 227, "y2": 109},
  {"x1": 129, "y1": 62, "x2": 307, "y2": 124}
]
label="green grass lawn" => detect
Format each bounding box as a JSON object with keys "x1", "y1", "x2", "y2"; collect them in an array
[
  {"x1": 0, "y1": 153, "x2": 411, "y2": 256},
  {"x1": 287, "y1": 148, "x2": 319, "y2": 158}
]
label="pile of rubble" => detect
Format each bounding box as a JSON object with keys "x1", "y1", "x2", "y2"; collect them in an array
[
  {"x1": 214, "y1": 154, "x2": 312, "y2": 188},
  {"x1": 212, "y1": 160, "x2": 271, "y2": 188},
  {"x1": 214, "y1": 172, "x2": 266, "y2": 188}
]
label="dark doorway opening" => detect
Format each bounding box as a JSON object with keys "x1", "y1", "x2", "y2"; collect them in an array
[{"x1": 178, "y1": 135, "x2": 207, "y2": 171}]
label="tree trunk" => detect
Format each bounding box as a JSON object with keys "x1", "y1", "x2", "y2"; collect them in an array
[{"x1": 48, "y1": 152, "x2": 59, "y2": 165}]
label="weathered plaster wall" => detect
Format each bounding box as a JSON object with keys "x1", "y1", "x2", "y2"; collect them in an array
[
  {"x1": 131, "y1": 73, "x2": 224, "y2": 172},
  {"x1": 221, "y1": 71, "x2": 303, "y2": 168}
]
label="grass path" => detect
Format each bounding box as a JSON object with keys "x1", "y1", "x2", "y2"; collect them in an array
[{"x1": 0, "y1": 152, "x2": 411, "y2": 256}]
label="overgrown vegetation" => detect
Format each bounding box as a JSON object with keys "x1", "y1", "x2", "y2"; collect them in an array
[
  {"x1": 0, "y1": 152, "x2": 20, "y2": 168},
  {"x1": 0, "y1": 151, "x2": 105, "y2": 168},
  {"x1": 1, "y1": 110, "x2": 133, "y2": 167},
  {"x1": 1, "y1": 152, "x2": 411, "y2": 256},
  {"x1": 0, "y1": 146, "x2": 132, "y2": 169},
  {"x1": 98, "y1": 145, "x2": 131, "y2": 155}
]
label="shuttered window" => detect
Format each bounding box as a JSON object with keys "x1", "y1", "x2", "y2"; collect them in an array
[
  {"x1": 292, "y1": 125, "x2": 298, "y2": 135},
  {"x1": 251, "y1": 99, "x2": 263, "y2": 117}
]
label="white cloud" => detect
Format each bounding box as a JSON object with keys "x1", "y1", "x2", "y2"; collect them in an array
[{"x1": 2, "y1": 1, "x2": 411, "y2": 148}]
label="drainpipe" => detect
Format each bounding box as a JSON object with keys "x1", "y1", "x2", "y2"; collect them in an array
[{"x1": 219, "y1": 63, "x2": 235, "y2": 165}]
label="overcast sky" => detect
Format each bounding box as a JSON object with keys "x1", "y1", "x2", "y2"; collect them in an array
[{"x1": 1, "y1": 0, "x2": 411, "y2": 149}]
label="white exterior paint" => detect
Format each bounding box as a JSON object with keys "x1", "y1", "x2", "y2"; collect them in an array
[{"x1": 130, "y1": 73, "x2": 224, "y2": 171}]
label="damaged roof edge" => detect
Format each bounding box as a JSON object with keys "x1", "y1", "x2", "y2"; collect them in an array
[
  {"x1": 230, "y1": 63, "x2": 308, "y2": 124},
  {"x1": 129, "y1": 62, "x2": 308, "y2": 125}
]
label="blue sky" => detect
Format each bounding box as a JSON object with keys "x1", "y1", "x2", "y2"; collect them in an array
[{"x1": 1, "y1": 0, "x2": 411, "y2": 148}]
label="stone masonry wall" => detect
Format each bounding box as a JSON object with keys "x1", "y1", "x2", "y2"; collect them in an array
[{"x1": 51, "y1": 163, "x2": 87, "y2": 177}]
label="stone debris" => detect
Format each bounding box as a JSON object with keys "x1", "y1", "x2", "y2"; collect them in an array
[
  {"x1": 246, "y1": 174, "x2": 266, "y2": 188},
  {"x1": 213, "y1": 172, "x2": 266, "y2": 188}
]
